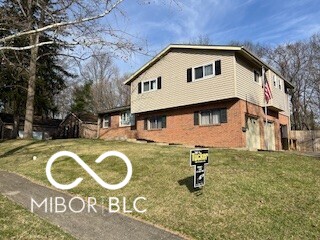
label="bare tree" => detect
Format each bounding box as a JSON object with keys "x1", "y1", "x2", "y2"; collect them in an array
[
  {"x1": 266, "y1": 34, "x2": 320, "y2": 129},
  {"x1": 81, "y1": 53, "x2": 118, "y2": 112},
  {"x1": 114, "y1": 73, "x2": 131, "y2": 107},
  {"x1": 229, "y1": 40, "x2": 269, "y2": 59},
  {"x1": 0, "y1": 0, "x2": 145, "y2": 138},
  {"x1": 188, "y1": 34, "x2": 212, "y2": 45},
  {"x1": 79, "y1": 52, "x2": 130, "y2": 113},
  {"x1": 229, "y1": 37, "x2": 320, "y2": 129}
]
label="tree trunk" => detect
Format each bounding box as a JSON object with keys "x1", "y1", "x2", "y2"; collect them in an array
[
  {"x1": 23, "y1": 33, "x2": 39, "y2": 139},
  {"x1": 12, "y1": 113, "x2": 20, "y2": 139}
]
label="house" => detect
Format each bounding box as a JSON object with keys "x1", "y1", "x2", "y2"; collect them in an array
[
  {"x1": 0, "y1": 113, "x2": 62, "y2": 139},
  {"x1": 97, "y1": 106, "x2": 136, "y2": 140},
  {"x1": 98, "y1": 44, "x2": 293, "y2": 150},
  {"x1": 59, "y1": 112, "x2": 98, "y2": 139}
]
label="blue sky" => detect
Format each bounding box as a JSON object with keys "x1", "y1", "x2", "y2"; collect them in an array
[{"x1": 113, "y1": 0, "x2": 320, "y2": 74}]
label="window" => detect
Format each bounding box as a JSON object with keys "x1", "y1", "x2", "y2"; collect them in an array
[
  {"x1": 200, "y1": 110, "x2": 220, "y2": 125},
  {"x1": 143, "y1": 81, "x2": 150, "y2": 92},
  {"x1": 204, "y1": 64, "x2": 213, "y2": 76},
  {"x1": 145, "y1": 116, "x2": 166, "y2": 130},
  {"x1": 150, "y1": 80, "x2": 157, "y2": 90},
  {"x1": 103, "y1": 114, "x2": 110, "y2": 128},
  {"x1": 194, "y1": 108, "x2": 227, "y2": 125},
  {"x1": 273, "y1": 75, "x2": 277, "y2": 87},
  {"x1": 120, "y1": 110, "x2": 132, "y2": 126},
  {"x1": 188, "y1": 60, "x2": 221, "y2": 82},
  {"x1": 254, "y1": 70, "x2": 261, "y2": 83},
  {"x1": 195, "y1": 66, "x2": 204, "y2": 80},
  {"x1": 150, "y1": 117, "x2": 162, "y2": 129},
  {"x1": 194, "y1": 63, "x2": 214, "y2": 80},
  {"x1": 278, "y1": 78, "x2": 282, "y2": 90},
  {"x1": 139, "y1": 77, "x2": 162, "y2": 93}
]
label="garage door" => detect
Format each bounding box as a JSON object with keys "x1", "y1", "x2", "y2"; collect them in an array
[
  {"x1": 246, "y1": 117, "x2": 261, "y2": 150},
  {"x1": 265, "y1": 122, "x2": 275, "y2": 150}
]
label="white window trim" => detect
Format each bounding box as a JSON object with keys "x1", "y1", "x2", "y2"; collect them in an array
[
  {"x1": 142, "y1": 78, "x2": 158, "y2": 93},
  {"x1": 273, "y1": 74, "x2": 277, "y2": 88},
  {"x1": 119, "y1": 110, "x2": 132, "y2": 127},
  {"x1": 278, "y1": 78, "x2": 282, "y2": 90},
  {"x1": 102, "y1": 115, "x2": 110, "y2": 128},
  {"x1": 253, "y1": 69, "x2": 262, "y2": 85},
  {"x1": 193, "y1": 61, "x2": 215, "y2": 82}
]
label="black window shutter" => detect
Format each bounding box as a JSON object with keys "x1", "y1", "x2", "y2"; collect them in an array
[
  {"x1": 157, "y1": 77, "x2": 162, "y2": 89},
  {"x1": 138, "y1": 82, "x2": 142, "y2": 94},
  {"x1": 144, "y1": 118, "x2": 148, "y2": 130},
  {"x1": 194, "y1": 111, "x2": 199, "y2": 125},
  {"x1": 187, "y1": 68, "x2": 192, "y2": 82},
  {"x1": 162, "y1": 116, "x2": 166, "y2": 128},
  {"x1": 220, "y1": 108, "x2": 227, "y2": 123},
  {"x1": 215, "y1": 60, "x2": 221, "y2": 75}
]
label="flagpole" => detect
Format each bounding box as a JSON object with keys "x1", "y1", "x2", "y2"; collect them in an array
[{"x1": 262, "y1": 67, "x2": 268, "y2": 150}]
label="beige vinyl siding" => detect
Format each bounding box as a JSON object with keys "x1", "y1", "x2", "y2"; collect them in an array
[
  {"x1": 236, "y1": 55, "x2": 264, "y2": 106},
  {"x1": 235, "y1": 55, "x2": 290, "y2": 116},
  {"x1": 131, "y1": 49, "x2": 236, "y2": 113},
  {"x1": 267, "y1": 72, "x2": 290, "y2": 116}
]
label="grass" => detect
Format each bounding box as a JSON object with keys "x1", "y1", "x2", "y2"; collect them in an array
[
  {"x1": 0, "y1": 194, "x2": 74, "y2": 239},
  {"x1": 0, "y1": 139, "x2": 320, "y2": 239}
]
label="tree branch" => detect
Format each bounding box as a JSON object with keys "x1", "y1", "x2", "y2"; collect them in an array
[{"x1": 0, "y1": 0, "x2": 124, "y2": 44}]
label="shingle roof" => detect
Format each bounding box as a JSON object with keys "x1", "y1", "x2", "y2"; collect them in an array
[{"x1": 98, "y1": 105, "x2": 131, "y2": 115}]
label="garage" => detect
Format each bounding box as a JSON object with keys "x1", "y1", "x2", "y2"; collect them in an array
[
  {"x1": 265, "y1": 121, "x2": 276, "y2": 150},
  {"x1": 246, "y1": 117, "x2": 261, "y2": 150}
]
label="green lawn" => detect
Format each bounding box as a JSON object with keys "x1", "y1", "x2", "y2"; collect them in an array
[
  {"x1": 0, "y1": 194, "x2": 74, "y2": 239},
  {"x1": 0, "y1": 139, "x2": 319, "y2": 239}
]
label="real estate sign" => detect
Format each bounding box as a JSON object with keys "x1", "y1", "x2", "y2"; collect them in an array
[{"x1": 190, "y1": 149, "x2": 209, "y2": 188}]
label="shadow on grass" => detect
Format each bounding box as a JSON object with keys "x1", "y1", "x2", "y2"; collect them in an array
[
  {"x1": 178, "y1": 176, "x2": 202, "y2": 194},
  {"x1": 0, "y1": 141, "x2": 38, "y2": 159}
]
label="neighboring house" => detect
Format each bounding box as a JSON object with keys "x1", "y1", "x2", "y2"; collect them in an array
[
  {"x1": 59, "y1": 112, "x2": 97, "y2": 139},
  {"x1": 97, "y1": 106, "x2": 136, "y2": 140},
  {"x1": 0, "y1": 113, "x2": 61, "y2": 139},
  {"x1": 290, "y1": 130, "x2": 320, "y2": 152},
  {"x1": 98, "y1": 44, "x2": 293, "y2": 150}
]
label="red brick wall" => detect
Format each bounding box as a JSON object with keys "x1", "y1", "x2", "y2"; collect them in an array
[
  {"x1": 135, "y1": 99, "x2": 244, "y2": 148},
  {"x1": 99, "y1": 113, "x2": 137, "y2": 140},
  {"x1": 81, "y1": 123, "x2": 97, "y2": 139},
  {"x1": 238, "y1": 100, "x2": 289, "y2": 150},
  {"x1": 99, "y1": 99, "x2": 289, "y2": 150}
]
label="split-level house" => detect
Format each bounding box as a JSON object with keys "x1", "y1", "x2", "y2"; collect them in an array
[{"x1": 98, "y1": 45, "x2": 293, "y2": 150}]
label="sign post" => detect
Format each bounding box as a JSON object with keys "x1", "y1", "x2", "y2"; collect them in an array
[{"x1": 190, "y1": 149, "x2": 209, "y2": 188}]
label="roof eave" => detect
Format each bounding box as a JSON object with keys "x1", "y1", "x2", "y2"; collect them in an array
[
  {"x1": 240, "y1": 47, "x2": 294, "y2": 89},
  {"x1": 98, "y1": 105, "x2": 131, "y2": 115}
]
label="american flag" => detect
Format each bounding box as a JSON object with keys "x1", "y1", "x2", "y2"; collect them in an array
[{"x1": 264, "y1": 73, "x2": 272, "y2": 103}]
